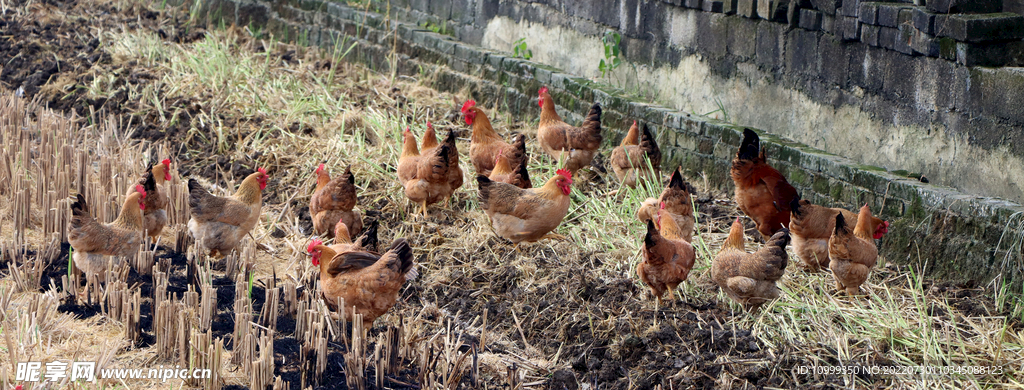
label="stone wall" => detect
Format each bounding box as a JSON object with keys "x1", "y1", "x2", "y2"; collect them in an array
[
  {"x1": 189, "y1": 0, "x2": 1024, "y2": 287},
  {"x1": 372, "y1": 0, "x2": 1024, "y2": 207}
]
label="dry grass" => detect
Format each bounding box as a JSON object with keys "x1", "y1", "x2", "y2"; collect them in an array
[{"x1": 1, "y1": 1, "x2": 1023, "y2": 388}]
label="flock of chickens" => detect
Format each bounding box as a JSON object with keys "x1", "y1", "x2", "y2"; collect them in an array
[{"x1": 65, "y1": 85, "x2": 894, "y2": 330}]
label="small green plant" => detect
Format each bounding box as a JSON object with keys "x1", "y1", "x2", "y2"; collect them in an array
[
  {"x1": 599, "y1": 31, "x2": 622, "y2": 79},
  {"x1": 420, "y1": 20, "x2": 450, "y2": 36},
  {"x1": 512, "y1": 38, "x2": 532, "y2": 60},
  {"x1": 67, "y1": 248, "x2": 73, "y2": 281},
  {"x1": 247, "y1": 268, "x2": 255, "y2": 299}
]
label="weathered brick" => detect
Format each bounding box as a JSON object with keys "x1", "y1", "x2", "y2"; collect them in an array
[
  {"x1": 702, "y1": 0, "x2": 725, "y2": 12},
  {"x1": 956, "y1": 41, "x2": 1024, "y2": 66},
  {"x1": 786, "y1": 1, "x2": 801, "y2": 26},
  {"x1": 897, "y1": 7, "x2": 914, "y2": 26},
  {"x1": 756, "y1": 21, "x2": 785, "y2": 69},
  {"x1": 840, "y1": 0, "x2": 859, "y2": 17},
  {"x1": 822, "y1": 14, "x2": 836, "y2": 34},
  {"x1": 909, "y1": 27, "x2": 941, "y2": 57},
  {"x1": 809, "y1": 0, "x2": 841, "y2": 15},
  {"x1": 737, "y1": 0, "x2": 758, "y2": 17},
  {"x1": 913, "y1": 8, "x2": 938, "y2": 34},
  {"x1": 861, "y1": 23, "x2": 880, "y2": 46},
  {"x1": 926, "y1": 0, "x2": 1001, "y2": 14},
  {"x1": 727, "y1": 16, "x2": 758, "y2": 57},
  {"x1": 876, "y1": 4, "x2": 909, "y2": 27},
  {"x1": 895, "y1": 24, "x2": 916, "y2": 55},
  {"x1": 819, "y1": 35, "x2": 850, "y2": 86},
  {"x1": 799, "y1": 8, "x2": 823, "y2": 30},
  {"x1": 879, "y1": 26, "x2": 898, "y2": 50},
  {"x1": 757, "y1": 0, "x2": 788, "y2": 21},
  {"x1": 841, "y1": 16, "x2": 860, "y2": 41},
  {"x1": 942, "y1": 13, "x2": 1024, "y2": 43},
  {"x1": 723, "y1": 0, "x2": 738, "y2": 14},
  {"x1": 786, "y1": 28, "x2": 820, "y2": 75},
  {"x1": 858, "y1": 2, "x2": 880, "y2": 24}
]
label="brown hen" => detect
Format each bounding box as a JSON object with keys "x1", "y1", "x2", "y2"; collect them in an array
[
  {"x1": 307, "y1": 237, "x2": 417, "y2": 328},
  {"x1": 310, "y1": 164, "x2": 362, "y2": 238},
  {"x1": 711, "y1": 218, "x2": 791, "y2": 311},
  {"x1": 536, "y1": 87, "x2": 602, "y2": 173},
  {"x1": 637, "y1": 169, "x2": 695, "y2": 242},
  {"x1": 789, "y1": 199, "x2": 889, "y2": 272},
  {"x1": 476, "y1": 168, "x2": 573, "y2": 244},
  {"x1": 69, "y1": 185, "x2": 147, "y2": 281},
  {"x1": 611, "y1": 121, "x2": 661, "y2": 188},
  {"x1": 462, "y1": 100, "x2": 526, "y2": 176},
  {"x1": 638, "y1": 203, "x2": 696, "y2": 308},
  {"x1": 187, "y1": 168, "x2": 268, "y2": 258},
  {"x1": 488, "y1": 149, "x2": 532, "y2": 189},
  {"x1": 828, "y1": 204, "x2": 882, "y2": 295},
  {"x1": 127, "y1": 158, "x2": 171, "y2": 241},
  {"x1": 731, "y1": 129, "x2": 799, "y2": 238}
]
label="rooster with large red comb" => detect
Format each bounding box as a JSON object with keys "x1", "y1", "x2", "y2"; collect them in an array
[
  {"x1": 476, "y1": 168, "x2": 573, "y2": 244},
  {"x1": 536, "y1": 86, "x2": 603, "y2": 173},
  {"x1": 461, "y1": 100, "x2": 527, "y2": 176},
  {"x1": 187, "y1": 167, "x2": 269, "y2": 258}
]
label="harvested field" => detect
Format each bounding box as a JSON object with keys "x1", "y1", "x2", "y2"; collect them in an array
[{"x1": 1, "y1": 0, "x2": 1023, "y2": 389}]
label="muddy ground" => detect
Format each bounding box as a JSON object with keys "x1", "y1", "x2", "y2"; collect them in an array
[{"x1": 1, "y1": 0, "x2": 1017, "y2": 389}]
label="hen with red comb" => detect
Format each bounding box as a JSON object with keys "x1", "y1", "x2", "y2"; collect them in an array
[
  {"x1": 537, "y1": 85, "x2": 603, "y2": 173},
  {"x1": 636, "y1": 168, "x2": 694, "y2": 243},
  {"x1": 306, "y1": 237, "x2": 417, "y2": 328},
  {"x1": 187, "y1": 167, "x2": 268, "y2": 258},
  {"x1": 462, "y1": 100, "x2": 526, "y2": 176},
  {"x1": 476, "y1": 167, "x2": 574, "y2": 244}
]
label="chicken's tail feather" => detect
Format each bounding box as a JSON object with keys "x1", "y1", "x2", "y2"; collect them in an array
[
  {"x1": 70, "y1": 194, "x2": 92, "y2": 229},
  {"x1": 71, "y1": 193, "x2": 89, "y2": 216},
  {"x1": 387, "y1": 238, "x2": 415, "y2": 275},
  {"x1": 356, "y1": 217, "x2": 379, "y2": 252},
  {"x1": 476, "y1": 175, "x2": 494, "y2": 208},
  {"x1": 768, "y1": 228, "x2": 792, "y2": 249},
  {"x1": 644, "y1": 220, "x2": 660, "y2": 252},
  {"x1": 511, "y1": 133, "x2": 528, "y2": 164},
  {"x1": 187, "y1": 178, "x2": 210, "y2": 209},
  {"x1": 790, "y1": 198, "x2": 804, "y2": 217},
  {"x1": 737, "y1": 128, "x2": 760, "y2": 161},
  {"x1": 342, "y1": 165, "x2": 355, "y2": 185},
  {"x1": 514, "y1": 157, "x2": 531, "y2": 188},
  {"x1": 639, "y1": 123, "x2": 661, "y2": 165},
  {"x1": 579, "y1": 103, "x2": 603, "y2": 147},
  {"x1": 668, "y1": 168, "x2": 686, "y2": 191},
  {"x1": 443, "y1": 131, "x2": 460, "y2": 163},
  {"x1": 404, "y1": 264, "x2": 419, "y2": 282},
  {"x1": 834, "y1": 213, "x2": 850, "y2": 236},
  {"x1": 141, "y1": 171, "x2": 157, "y2": 194}
]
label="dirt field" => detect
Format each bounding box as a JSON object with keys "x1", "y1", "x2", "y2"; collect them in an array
[{"x1": 1, "y1": 0, "x2": 1023, "y2": 389}]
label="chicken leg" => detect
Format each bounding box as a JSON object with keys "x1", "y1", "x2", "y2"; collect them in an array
[{"x1": 541, "y1": 233, "x2": 568, "y2": 241}]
